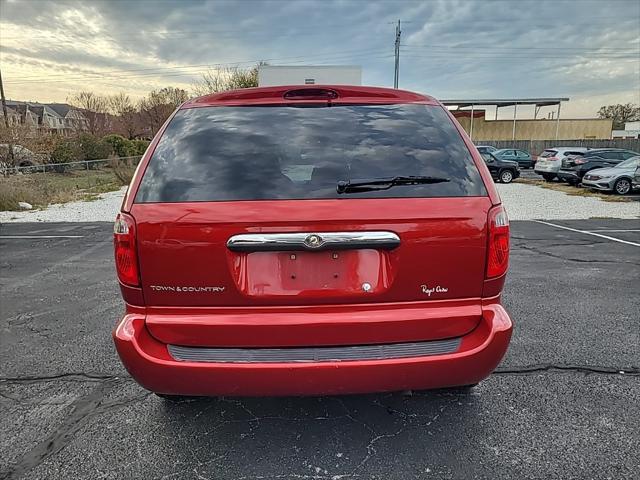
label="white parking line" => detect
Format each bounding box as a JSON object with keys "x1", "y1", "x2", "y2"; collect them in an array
[
  {"x1": 586, "y1": 229, "x2": 640, "y2": 233},
  {"x1": 533, "y1": 221, "x2": 640, "y2": 247},
  {"x1": 0, "y1": 235, "x2": 85, "y2": 239}
]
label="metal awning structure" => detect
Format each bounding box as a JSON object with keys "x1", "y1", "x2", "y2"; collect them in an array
[{"x1": 440, "y1": 97, "x2": 570, "y2": 141}]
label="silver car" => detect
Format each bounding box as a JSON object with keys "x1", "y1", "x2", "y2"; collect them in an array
[
  {"x1": 534, "y1": 147, "x2": 589, "y2": 181},
  {"x1": 582, "y1": 156, "x2": 640, "y2": 195}
]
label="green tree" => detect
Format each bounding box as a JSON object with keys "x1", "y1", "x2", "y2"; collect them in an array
[{"x1": 597, "y1": 103, "x2": 640, "y2": 129}]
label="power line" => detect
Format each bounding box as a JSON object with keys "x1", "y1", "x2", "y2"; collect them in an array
[
  {"x1": 0, "y1": 22, "x2": 372, "y2": 41},
  {"x1": 9, "y1": 47, "x2": 384, "y2": 82},
  {"x1": 4, "y1": 50, "x2": 389, "y2": 86},
  {"x1": 400, "y1": 51, "x2": 640, "y2": 60},
  {"x1": 401, "y1": 44, "x2": 640, "y2": 52},
  {"x1": 4, "y1": 49, "x2": 383, "y2": 83}
]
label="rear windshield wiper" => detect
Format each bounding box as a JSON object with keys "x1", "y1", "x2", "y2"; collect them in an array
[{"x1": 336, "y1": 175, "x2": 450, "y2": 194}]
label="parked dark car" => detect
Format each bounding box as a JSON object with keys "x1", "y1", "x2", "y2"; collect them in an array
[
  {"x1": 480, "y1": 152, "x2": 520, "y2": 183},
  {"x1": 492, "y1": 149, "x2": 534, "y2": 168},
  {"x1": 557, "y1": 148, "x2": 640, "y2": 185},
  {"x1": 476, "y1": 145, "x2": 497, "y2": 154}
]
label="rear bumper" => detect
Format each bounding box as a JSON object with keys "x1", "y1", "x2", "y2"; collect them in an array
[
  {"x1": 557, "y1": 170, "x2": 581, "y2": 182},
  {"x1": 582, "y1": 178, "x2": 613, "y2": 191},
  {"x1": 113, "y1": 303, "x2": 513, "y2": 396},
  {"x1": 534, "y1": 163, "x2": 559, "y2": 174}
]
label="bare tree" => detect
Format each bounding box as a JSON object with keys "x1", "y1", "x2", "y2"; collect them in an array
[
  {"x1": 138, "y1": 87, "x2": 189, "y2": 135},
  {"x1": 597, "y1": 103, "x2": 640, "y2": 130},
  {"x1": 192, "y1": 63, "x2": 263, "y2": 96},
  {"x1": 109, "y1": 92, "x2": 139, "y2": 139},
  {"x1": 68, "y1": 91, "x2": 110, "y2": 135}
]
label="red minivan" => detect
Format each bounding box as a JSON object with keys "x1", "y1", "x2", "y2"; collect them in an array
[{"x1": 113, "y1": 85, "x2": 512, "y2": 398}]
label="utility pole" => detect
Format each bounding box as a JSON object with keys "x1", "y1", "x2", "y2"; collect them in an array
[
  {"x1": 0, "y1": 68, "x2": 15, "y2": 170},
  {"x1": 393, "y1": 19, "x2": 401, "y2": 89}
]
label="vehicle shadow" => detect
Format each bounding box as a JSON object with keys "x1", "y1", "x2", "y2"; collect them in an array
[{"x1": 153, "y1": 388, "x2": 486, "y2": 478}]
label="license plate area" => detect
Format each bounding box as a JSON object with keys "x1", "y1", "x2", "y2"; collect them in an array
[{"x1": 236, "y1": 249, "x2": 389, "y2": 297}]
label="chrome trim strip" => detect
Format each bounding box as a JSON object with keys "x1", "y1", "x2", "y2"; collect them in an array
[
  {"x1": 168, "y1": 338, "x2": 461, "y2": 363},
  {"x1": 227, "y1": 231, "x2": 400, "y2": 252}
]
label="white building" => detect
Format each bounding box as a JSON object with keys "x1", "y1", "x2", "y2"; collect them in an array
[
  {"x1": 612, "y1": 121, "x2": 640, "y2": 139},
  {"x1": 258, "y1": 65, "x2": 362, "y2": 87}
]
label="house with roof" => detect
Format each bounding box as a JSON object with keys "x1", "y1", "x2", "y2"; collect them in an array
[
  {"x1": 29, "y1": 104, "x2": 65, "y2": 133},
  {"x1": 5, "y1": 102, "x2": 40, "y2": 133},
  {"x1": 6, "y1": 101, "x2": 66, "y2": 134},
  {"x1": 47, "y1": 103, "x2": 89, "y2": 133},
  {"x1": 0, "y1": 106, "x2": 21, "y2": 126}
]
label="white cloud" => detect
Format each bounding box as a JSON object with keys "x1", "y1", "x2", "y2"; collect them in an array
[{"x1": 0, "y1": 0, "x2": 638, "y2": 117}]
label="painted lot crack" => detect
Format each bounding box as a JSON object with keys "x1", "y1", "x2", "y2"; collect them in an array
[
  {"x1": 0, "y1": 373, "x2": 124, "y2": 385},
  {"x1": 1, "y1": 363, "x2": 637, "y2": 390},
  {"x1": 513, "y1": 243, "x2": 640, "y2": 266},
  {"x1": 495, "y1": 364, "x2": 639, "y2": 376},
  {"x1": 1, "y1": 378, "x2": 151, "y2": 480},
  {"x1": 0, "y1": 363, "x2": 636, "y2": 479}
]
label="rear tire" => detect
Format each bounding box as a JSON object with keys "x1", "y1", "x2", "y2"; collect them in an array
[
  {"x1": 542, "y1": 173, "x2": 555, "y2": 182},
  {"x1": 499, "y1": 169, "x2": 514, "y2": 183},
  {"x1": 613, "y1": 178, "x2": 631, "y2": 195}
]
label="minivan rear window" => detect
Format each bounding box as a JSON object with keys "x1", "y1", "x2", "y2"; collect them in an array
[{"x1": 135, "y1": 104, "x2": 486, "y2": 202}]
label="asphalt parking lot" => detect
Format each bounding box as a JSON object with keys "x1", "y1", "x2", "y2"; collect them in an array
[{"x1": 1, "y1": 220, "x2": 639, "y2": 480}]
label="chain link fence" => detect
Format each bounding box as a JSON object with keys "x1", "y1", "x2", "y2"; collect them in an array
[{"x1": 0, "y1": 156, "x2": 142, "y2": 175}]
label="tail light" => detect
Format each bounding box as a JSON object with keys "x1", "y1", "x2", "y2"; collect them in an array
[
  {"x1": 114, "y1": 213, "x2": 139, "y2": 287},
  {"x1": 547, "y1": 156, "x2": 558, "y2": 161},
  {"x1": 486, "y1": 205, "x2": 510, "y2": 279},
  {"x1": 574, "y1": 158, "x2": 588, "y2": 165}
]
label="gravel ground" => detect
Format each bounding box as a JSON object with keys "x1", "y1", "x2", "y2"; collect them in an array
[
  {"x1": 0, "y1": 183, "x2": 638, "y2": 222},
  {"x1": 496, "y1": 183, "x2": 639, "y2": 220},
  {"x1": 0, "y1": 187, "x2": 126, "y2": 223}
]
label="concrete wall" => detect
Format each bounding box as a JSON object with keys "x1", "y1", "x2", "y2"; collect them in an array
[
  {"x1": 258, "y1": 66, "x2": 362, "y2": 86},
  {"x1": 454, "y1": 114, "x2": 613, "y2": 140}
]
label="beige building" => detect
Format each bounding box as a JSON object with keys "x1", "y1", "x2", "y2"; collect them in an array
[
  {"x1": 441, "y1": 98, "x2": 612, "y2": 141},
  {"x1": 453, "y1": 111, "x2": 613, "y2": 140}
]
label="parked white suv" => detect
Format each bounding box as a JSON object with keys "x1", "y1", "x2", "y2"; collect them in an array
[{"x1": 534, "y1": 147, "x2": 589, "y2": 181}]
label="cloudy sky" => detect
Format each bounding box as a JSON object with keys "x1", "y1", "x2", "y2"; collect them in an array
[{"x1": 1, "y1": 0, "x2": 638, "y2": 118}]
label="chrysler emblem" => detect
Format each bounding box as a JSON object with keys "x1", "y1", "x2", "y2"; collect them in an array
[{"x1": 304, "y1": 234, "x2": 323, "y2": 249}]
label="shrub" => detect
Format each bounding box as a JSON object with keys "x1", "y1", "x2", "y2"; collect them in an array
[
  {"x1": 102, "y1": 135, "x2": 149, "y2": 158},
  {"x1": 103, "y1": 134, "x2": 134, "y2": 157},
  {"x1": 130, "y1": 139, "x2": 150, "y2": 156},
  {"x1": 50, "y1": 139, "x2": 80, "y2": 172},
  {"x1": 77, "y1": 133, "x2": 111, "y2": 161}
]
